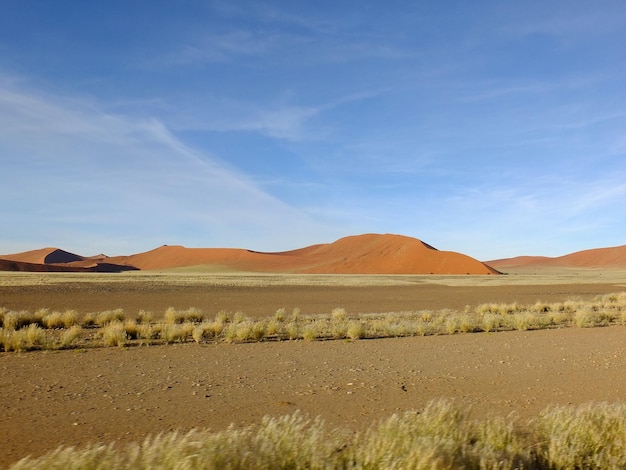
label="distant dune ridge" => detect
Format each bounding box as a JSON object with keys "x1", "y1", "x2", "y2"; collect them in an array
[
  {"x1": 487, "y1": 244, "x2": 626, "y2": 269},
  {"x1": 3, "y1": 235, "x2": 625, "y2": 274},
  {"x1": 0, "y1": 233, "x2": 499, "y2": 274}
]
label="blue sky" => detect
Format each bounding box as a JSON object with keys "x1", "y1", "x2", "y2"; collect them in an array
[{"x1": 1, "y1": 1, "x2": 625, "y2": 260}]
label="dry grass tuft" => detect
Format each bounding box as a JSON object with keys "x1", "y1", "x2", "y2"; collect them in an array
[
  {"x1": 160, "y1": 322, "x2": 194, "y2": 343},
  {"x1": 537, "y1": 402, "x2": 626, "y2": 468},
  {"x1": 60, "y1": 325, "x2": 83, "y2": 349},
  {"x1": 331, "y1": 307, "x2": 347, "y2": 321},
  {"x1": 163, "y1": 307, "x2": 204, "y2": 324},
  {"x1": 346, "y1": 320, "x2": 365, "y2": 340},
  {"x1": 96, "y1": 309, "x2": 125, "y2": 326},
  {"x1": 101, "y1": 321, "x2": 127, "y2": 347},
  {"x1": 2, "y1": 310, "x2": 35, "y2": 330},
  {"x1": 123, "y1": 319, "x2": 140, "y2": 340},
  {"x1": 42, "y1": 311, "x2": 64, "y2": 329},
  {"x1": 273, "y1": 307, "x2": 286, "y2": 322},
  {"x1": 137, "y1": 310, "x2": 154, "y2": 324}
]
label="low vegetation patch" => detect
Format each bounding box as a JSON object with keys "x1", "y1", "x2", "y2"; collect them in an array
[
  {"x1": 8, "y1": 399, "x2": 626, "y2": 469},
  {"x1": 1, "y1": 293, "x2": 626, "y2": 352}
]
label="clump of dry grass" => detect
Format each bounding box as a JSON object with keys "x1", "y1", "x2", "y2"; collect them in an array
[
  {"x1": 0, "y1": 324, "x2": 55, "y2": 352},
  {"x1": 137, "y1": 310, "x2": 154, "y2": 324},
  {"x1": 160, "y1": 322, "x2": 194, "y2": 343},
  {"x1": 191, "y1": 323, "x2": 207, "y2": 343},
  {"x1": 232, "y1": 310, "x2": 248, "y2": 324},
  {"x1": 100, "y1": 321, "x2": 127, "y2": 347},
  {"x1": 286, "y1": 321, "x2": 300, "y2": 340},
  {"x1": 82, "y1": 312, "x2": 96, "y2": 327},
  {"x1": 0, "y1": 307, "x2": 7, "y2": 327},
  {"x1": 536, "y1": 402, "x2": 626, "y2": 468},
  {"x1": 41, "y1": 310, "x2": 79, "y2": 329},
  {"x1": 42, "y1": 311, "x2": 64, "y2": 329},
  {"x1": 1, "y1": 328, "x2": 24, "y2": 352},
  {"x1": 233, "y1": 321, "x2": 256, "y2": 342},
  {"x1": 62, "y1": 310, "x2": 79, "y2": 328},
  {"x1": 215, "y1": 310, "x2": 229, "y2": 324},
  {"x1": 573, "y1": 307, "x2": 614, "y2": 328},
  {"x1": 301, "y1": 324, "x2": 318, "y2": 341},
  {"x1": 95, "y1": 309, "x2": 125, "y2": 326},
  {"x1": 346, "y1": 320, "x2": 365, "y2": 340},
  {"x1": 331, "y1": 307, "x2": 347, "y2": 321},
  {"x1": 123, "y1": 319, "x2": 140, "y2": 340},
  {"x1": 163, "y1": 307, "x2": 204, "y2": 324},
  {"x1": 25, "y1": 324, "x2": 47, "y2": 348},
  {"x1": 59, "y1": 325, "x2": 83, "y2": 349},
  {"x1": 265, "y1": 318, "x2": 283, "y2": 336},
  {"x1": 291, "y1": 307, "x2": 301, "y2": 321},
  {"x1": 2, "y1": 310, "x2": 36, "y2": 330},
  {"x1": 273, "y1": 307, "x2": 286, "y2": 322},
  {"x1": 222, "y1": 323, "x2": 238, "y2": 343},
  {"x1": 137, "y1": 323, "x2": 158, "y2": 345}
]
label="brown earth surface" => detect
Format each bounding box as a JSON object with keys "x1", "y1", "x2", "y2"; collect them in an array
[
  {"x1": 2, "y1": 274, "x2": 626, "y2": 467},
  {"x1": 1, "y1": 279, "x2": 624, "y2": 318}
]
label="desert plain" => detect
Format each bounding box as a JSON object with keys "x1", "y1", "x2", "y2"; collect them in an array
[{"x1": 2, "y1": 266, "x2": 626, "y2": 467}]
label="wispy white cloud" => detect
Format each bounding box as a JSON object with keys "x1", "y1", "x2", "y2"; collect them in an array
[
  {"x1": 161, "y1": 2, "x2": 413, "y2": 69},
  {"x1": 166, "y1": 90, "x2": 380, "y2": 142},
  {"x1": 458, "y1": 80, "x2": 558, "y2": 102},
  {"x1": 0, "y1": 79, "x2": 341, "y2": 254},
  {"x1": 432, "y1": 168, "x2": 626, "y2": 259},
  {"x1": 564, "y1": 179, "x2": 626, "y2": 217},
  {"x1": 204, "y1": 102, "x2": 323, "y2": 141},
  {"x1": 171, "y1": 30, "x2": 410, "y2": 68},
  {"x1": 174, "y1": 30, "x2": 284, "y2": 64}
]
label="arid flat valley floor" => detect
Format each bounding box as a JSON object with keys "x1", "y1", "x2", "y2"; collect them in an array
[{"x1": 1, "y1": 270, "x2": 626, "y2": 467}]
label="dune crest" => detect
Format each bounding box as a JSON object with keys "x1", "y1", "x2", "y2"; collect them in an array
[{"x1": 1, "y1": 234, "x2": 499, "y2": 274}]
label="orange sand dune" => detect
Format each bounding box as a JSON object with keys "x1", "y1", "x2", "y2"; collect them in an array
[
  {"x1": 0, "y1": 247, "x2": 84, "y2": 265},
  {"x1": 106, "y1": 234, "x2": 500, "y2": 274},
  {"x1": 1, "y1": 234, "x2": 499, "y2": 274},
  {"x1": 488, "y1": 244, "x2": 626, "y2": 269},
  {"x1": 0, "y1": 249, "x2": 135, "y2": 273}
]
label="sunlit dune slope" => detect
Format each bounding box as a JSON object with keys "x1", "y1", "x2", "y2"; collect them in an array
[
  {"x1": 0, "y1": 247, "x2": 84, "y2": 265},
  {"x1": 488, "y1": 244, "x2": 626, "y2": 269},
  {"x1": 283, "y1": 234, "x2": 499, "y2": 274}
]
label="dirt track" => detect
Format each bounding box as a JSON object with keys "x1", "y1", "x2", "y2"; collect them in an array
[{"x1": 2, "y1": 277, "x2": 626, "y2": 467}]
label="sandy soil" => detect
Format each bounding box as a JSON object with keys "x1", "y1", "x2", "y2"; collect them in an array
[
  {"x1": 2, "y1": 326, "x2": 626, "y2": 467},
  {"x1": 2, "y1": 276, "x2": 626, "y2": 467}
]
